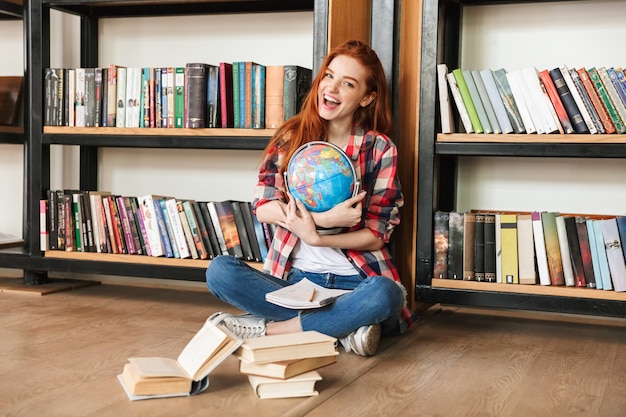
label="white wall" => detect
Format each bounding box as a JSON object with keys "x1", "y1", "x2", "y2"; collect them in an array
[{"x1": 457, "y1": 0, "x2": 626, "y2": 215}]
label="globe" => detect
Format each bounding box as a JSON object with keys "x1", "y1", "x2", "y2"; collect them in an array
[{"x1": 285, "y1": 141, "x2": 358, "y2": 212}]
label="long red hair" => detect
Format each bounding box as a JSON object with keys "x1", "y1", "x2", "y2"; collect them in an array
[{"x1": 263, "y1": 39, "x2": 392, "y2": 173}]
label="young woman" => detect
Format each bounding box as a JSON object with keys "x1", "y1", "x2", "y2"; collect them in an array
[{"x1": 207, "y1": 39, "x2": 417, "y2": 356}]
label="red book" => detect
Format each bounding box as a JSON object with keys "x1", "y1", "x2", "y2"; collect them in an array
[
  {"x1": 538, "y1": 69, "x2": 574, "y2": 134},
  {"x1": 577, "y1": 68, "x2": 616, "y2": 134},
  {"x1": 219, "y1": 62, "x2": 234, "y2": 128}
]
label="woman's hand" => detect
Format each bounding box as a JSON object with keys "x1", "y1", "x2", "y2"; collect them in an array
[
  {"x1": 276, "y1": 196, "x2": 321, "y2": 246},
  {"x1": 312, "y1": 191, "x2": 366, "y2": 229}
]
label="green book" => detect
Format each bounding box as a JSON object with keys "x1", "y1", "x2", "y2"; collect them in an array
[
  {"x1": 588, "y1": 67, "x2": 626, "y2": 133},
  {"x1": 174, "y1": 67, "x2": 185, "y2": 128},
  {"x1": 232, "y1": 62, "x2": 241, "y2": 128},
  {"x1": 452, "y1": 68, "x2": 483, "y2": 133}
]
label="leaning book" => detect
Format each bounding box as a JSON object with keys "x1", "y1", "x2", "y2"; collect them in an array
[{"x1": 117, "y1": 319, "x2": 242, "y2": 401}]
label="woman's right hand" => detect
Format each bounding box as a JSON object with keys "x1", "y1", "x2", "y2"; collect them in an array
[{"x1": 311, "y1": 191, "x2": 366, "y2": 229}]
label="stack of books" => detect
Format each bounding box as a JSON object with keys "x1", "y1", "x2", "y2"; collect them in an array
[
  {"x1": 438, "y1": 63, "x2": 626, "y2": 135},
  {"x1": 235, "y1": 331, "x2": 338, "y2": 399}
]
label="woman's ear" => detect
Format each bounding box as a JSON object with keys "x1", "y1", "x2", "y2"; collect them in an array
[{"x1": 361, "y1": 93, "x2": 376, "y2": 107}]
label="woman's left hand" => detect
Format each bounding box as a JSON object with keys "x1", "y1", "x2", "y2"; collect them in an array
[{"x1": 276, "y1": 196, "x2": 321, "y2": 246}]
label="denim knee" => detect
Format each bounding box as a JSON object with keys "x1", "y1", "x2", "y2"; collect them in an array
[
  {"x1": 364, "y1": 276, "x2": 405, "y2": 317},
  {"x1": 206, "y1": 255, "x2": 236, "y2": 294}
]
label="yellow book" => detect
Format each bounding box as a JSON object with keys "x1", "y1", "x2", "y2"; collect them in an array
[
  {"x1": 236, "y1": 331, "x2": 336, "y2": 364},
  {"x1": 500, "y1": 214, "x2": 519, "y2": 284},
  {"x1": 239, "y1": 353, "x2": 338, "y2": 380},
  {"x1": 247, "y1": 370, "x2": 322, "y2": 399}
]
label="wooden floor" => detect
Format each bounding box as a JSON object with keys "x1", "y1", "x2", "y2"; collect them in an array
[{"x1": 2, "y1": 279, "x2": 626, "y2": 417}]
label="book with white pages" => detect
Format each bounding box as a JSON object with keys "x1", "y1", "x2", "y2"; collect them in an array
[
  {"x1": 521, "y1": 67, "x2": 560, "y2": 133},
  {"x1": 479, "y1": 69, "x2": 514, "y2": 134},
  {"x1": 446, "y1": 71, "x2": 474, "y2": 133},
  {"x1": 505, "y1": 70, "x2": 536, "y2": 134},
  {"x1": 437, "y1": 63, "x2": 455, "y2": 133},
  {"x1": 555, "y1": 215, "x2": 575, "y2": 287},
  {"x1": 471, "y1": 69, "x2": 501, "y2": 133},
  {"x1": 560, "y1": 65, "x2": 598, "y2": 134},
  {"x1": 531, "y1": 211, "x2": 551, "y2": 286},
  {"x1": 266, "y1": 278, "x2": 352, "y2": 309}
]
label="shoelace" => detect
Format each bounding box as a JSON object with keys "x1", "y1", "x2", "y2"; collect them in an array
[{"x1": 225, "y1": 318, "x2": 265, "y2": 339}]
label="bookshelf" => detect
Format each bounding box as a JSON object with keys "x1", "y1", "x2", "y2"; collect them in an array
[
  {"x1": 406, "y1": 0, "x2": 626, "y2": 317},
  {"x1": 10, "y1": 0, "x2": 383, "y2": 285}
]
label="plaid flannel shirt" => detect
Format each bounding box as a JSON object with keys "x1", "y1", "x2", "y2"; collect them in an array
[{"x1": 252, "y1": 125, "x2": 418, "y2": 333}]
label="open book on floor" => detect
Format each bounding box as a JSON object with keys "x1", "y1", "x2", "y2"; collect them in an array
[
  {"x1": 118, "y1": 318, "x2": 242, "y2": 401},
  {"x1": 265, "y1": 278, "x2": 351, "y2": 309}
]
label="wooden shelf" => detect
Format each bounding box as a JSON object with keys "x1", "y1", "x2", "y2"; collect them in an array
[
  {"x1": 43, "y1": 127, "x2": 276, "y2": 137},
  {"x1": 44, "y1": 250, "x2": 263, "y2": 270},
  {"x1": 432, "y1": 278, "x2": 626, "y2": 302},
  {"x1": 437, "y1": 134, "x2": 626, "y2": 144}
]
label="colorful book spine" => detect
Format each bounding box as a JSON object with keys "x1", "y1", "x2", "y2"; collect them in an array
[
  {"x1": 462, "y1": 69, "x2": 492, "y2": 133},
  {"x1": 219, "y1": 62, "x2": 234, "y2": 128},
  {"x1": 548, "y1": 67, "x2": 588, "y2": 133},
  {"x1": 587, "y1": 67, "x2": 626, "y2": 133},
  {"x1": 492, "y1": 68, "x2": 525, "y2": 133},
  {"x1": 575, "y1": 216, "x2": 596, "y2": 289},
  {"x1": 483, "y1": 213, "x2": 496, "y2": 282},
  {"x1": 174, "y1": 67, "x2": 185, "y2": 128},
  {"x1": 560, "y1": 65, "x2": 597, "y2": 133},
  {"x1": 251, "y1": 64, "x2": 266, "y2": 129},
  {"x1": 597, "y1": 67, "x2": 626, "y2": 130},
  {"x1": 446, "y1": 72, "x2": 474, "y2": 133},
  {"x1": 577, "y1": 68, "x2": 616, "y2": 134},
  {"x1": 500, "y1": 214, "x2": 518, "y2": 284},
  {"x1": 447, "y1": 212, "x2": 463, "y2": 280},
  {"x1": 433, "y1": 211, "x2": 449, "y2": 279},
  {"x1": 586, "y1": 219, "x2": 603, "y2": 290},
  {"x1": 600, "y1": 218, "x2": 626, "y2": 292},
  {"x1": 541, "y1": 212, "x2": 565, "y2": 286},
  {"x1": 452, "y1": 68, "x2": 483, "y2": 133},
  {"x1": 479, "y1": 69, "x2": 513, "y2": 134}
]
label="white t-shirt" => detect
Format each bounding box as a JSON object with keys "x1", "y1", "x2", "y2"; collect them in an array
[{"x1": 291, "y1": 240, "x2": 357, "y2": 275}]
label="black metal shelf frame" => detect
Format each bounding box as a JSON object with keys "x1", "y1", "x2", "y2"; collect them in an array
[{"x1": 415, "y1": 0, "x2": 626, "y2": 317}]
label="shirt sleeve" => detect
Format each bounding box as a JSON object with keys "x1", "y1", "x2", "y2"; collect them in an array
[{"x1": 252, "y1": 145, "x2": 287, "y2": 213}]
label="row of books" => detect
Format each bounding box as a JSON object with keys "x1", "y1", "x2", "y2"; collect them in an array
[
  {"x1": 118, "y1": 318, "x2": 336, "y2": 401},
  {"x1": 40, "y1": 190, "x2": 275, "y2": 263},
  {"x1": 43, "y1": 63, "x2": 312, "y2": 130},
  {"x1": 438, "y1": 63, "x2": 626, "y2": 135},
  {"x1": 433, "y1": 211, "x2": 626, "y2": 292}
]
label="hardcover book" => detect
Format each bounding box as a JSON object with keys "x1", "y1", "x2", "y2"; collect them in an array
[
  {"x1": 212, "y1": 201, "x2": 244, "y2": 259},
  {"x1": 243, "y1": 61, "x2": 260, "y2": 129},
  {"x1": 265, "y1": 65, "x2": 285, "y2": 129},
  {"x1": 577, "y1": 68, "x2": 616, "y2": 134},
  {"x1": 598, "y1": 66, "x2": 626, "y2": 128},
  {"x1": 75, "y1": 67, "x2": 86, "y2": 127},
  {"x1": 130, "y1": 196, "x2": 150, "y2": 256},
  {"x1": 137, "y1": 195, "x2": 165, "y2": 257},
  {"x1": 569, "y1": 68, "x2": 604, "y2": 133},
  {"x1": 184, "y1": 63, "x2": 209, "y2": 128},
  {"x1": 230, "y1": 200, "x2": 254, "y2": 261},
  {"x1": 548, "y1": 67, "x2": 588, "y2": 133},
  {"x1": 206, "y1": 201, "x2": 230, "y2": 257},
  {"x1": 159, "y1": 198, "x2": 180, "y2": 257},
  {"x1": 219, "y1": 62, "x2": 234, "y2": 128},
  {"x1": 587, "y1": 67, "x2": 626, "y2": 133},
  {"x1": 586, "y1": 219, "x2": 603, "y2": 290},
  {"x1": 153, "y1": 198, "x2": 174, "y2": 258},
  {"x1": 174, "y1": 67, "x2": 185, "y2": 128},
  {"x1": 492, "y1": 68, "x2": 525, "y2": 133},
  {"x1": 452, "y1": 68, "x2": 483, "y2": 133},
  {"x1": 538, "y1": 69, "x2": 574, "y2": 134},
  {"x1": 283, "y1": 65, "x2": 312, "y2": 121},
  {"x1": 560, "y1": 65, "x2": 597, "y2": 133},
  {"x1": 251, "y1": 64, "x2": 265, "y2": 129},
  {"x1": 118, "y1": 319, "x2": 241, "y2": 401},
  {"x1": 191, "y1": 200, "x2": 214, "y2": 259},
  {"x1": 165, "y1": 198, "x2": 191, "y2": 259},
  {"x1": 182, "y1": 200, "x2": 209, "y2": 260},
  {"x1": 607, "y1": 67, "x2": 626, "y2": 110},
  {"x1": 89, "y1": 191, "x2": 111, "y2": 254},
  {"x1": 447, "y1": 211, "x2": 464, "y2": 280},
  {"x1": 600, "y1": 218, "x2": 626, "y2": 292},
  {"x1": 177, "y1": 201, "x2": 199, "y2": 260},
  {"x1": 84, "y1": 68, "x2": 96, "y2": 127},
  {"x1": 433, "y1": 211, "x2": 449, "y2": 279},
  {"x1": 124, "y1": 67, "x2": 142, "y2": 128},
  {"x1": 116, "y1": 196, "x2": 137, "y2": 255},
  {"x1": 239, "y1": 201, "x2": 263, "y2": 262},
  {"x1": 499, "y1": 214, "x2": 518, "y2": 284},
  {"x1": 483, "y1": 213, "x2": 496, "y2": 282},
  {"x1": 206, "y1": 64, "x2": 220, "y2": 128},
  {"x1": 463, "y1": 212, "x2": 476, "y2": 281},
  {"x1": 473, "y1": 213, "x2": 485, "y2": 281}
]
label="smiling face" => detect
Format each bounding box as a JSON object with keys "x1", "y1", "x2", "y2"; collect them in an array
[{"x1": 317, "y1": 54, "x2": 376, "y2": 127}]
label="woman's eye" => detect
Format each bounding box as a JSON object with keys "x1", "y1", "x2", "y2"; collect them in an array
[{"x1": 344, "y1": 81, "x2": 354, "y2": 88}]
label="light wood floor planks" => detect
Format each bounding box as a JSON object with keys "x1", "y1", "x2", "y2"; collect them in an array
[{"x1": 1, "y1": 279, "x2": 626, "y2": 417}]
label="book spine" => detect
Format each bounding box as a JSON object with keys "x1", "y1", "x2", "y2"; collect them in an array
[
  {"x1": 164, "y1": 199, "x2": 190, "y2": 259},
  {"x1": 219, "y1": 62, "x2": 234, "y2": 128},
  {"x1": 198, "y1": 201, "x2": 221, "y2": 257},
  {"x1": 587, "y1": 67, "x2": 626, "y2": 133},
  {"x1": 184, "y1": 63, "x2": 208, "y2": 128},
  {"x1": 473, "y1": 213, "x2": 485, "y2": 281},
  {"x1": 471, "y1": 69, "x2": 500, "y2": 133},
  {"x1": 600, "y1": 218, "x2": 626, "y2": 292},
  {"x1": 548, "y1": 67, "x2": 588, "y2": 133},
  {"x1": 125, "y1": 196, "x2": 144, "y2": 255},
  {"x1": 240, "y1": 201, "x2": 263, "y2": 262},
  {"x1": 492, "y1": 68, "x2": 525, "y2": 133},
  {"x1": 191, "y1": 201, "x2": 215, "y2": 259},
  {"x1": 569, "y1": 68, "x2": 604, "y2": 133},
  {"x1": 607, "y1": 67, "x2": 626, "y2": 110},
  {"x1": 141, "y1": 67, "x2": 150, "y2": 128},
  {"x1": 94, "y1": 68, "x2": 102, "y2": 127},
  {"x1": 555, "y1": 215, "x2": 575, "y2": 286},
  {"x1": 452, "y1": 69, "x2": 483, "y2": 133},
  {"x1": 433, "y1": 211, "x2": 449, "y2": 279},
  {"x1": 183, "y1": 200, "x2": 208, "y2": 260},
  {"x1": 174, "y1": 67, "x2": 185, "y2": 128},
  {"x1": 207, "y1": 65, "x2": 220, "y2": 128},
  {"x1": 597, "y1": 67, "x2": 626, "y2": 129},
  {"x1": 446, "y1": 72, "x2": 474, "y2": 133},
  {"x1": 153, "y1": 68, "x2": 162, "y2": 128},
  {"x1": 561, "y1": 66, "x2": 597, "y2": 133},
  {"x1": 251, "y1": 64, "x2": 265, "y2": 129},
  {"x1": 207, "y1": 202, "x2": 229, "y2": 256},
  {"x1": 67, "y1": 68, "x2": 76, "y2": 127},
  {"x1": 102, "y1": 196, "x2": 118, "y2": 254},
  {"x1": 586, "y1": 219, "x2": 603, "y2": 290},
  {"x1": 531, "y1": 211, "x2": 551, "y2": 286},
  {"x1": 115, "y1": 67, "x2": 126, "y2": 128},
  {"x1": 437, "y1": 64, "x2": 455, "y2": 134},
  {"x1": 483, "y1": 213, "x2": 496, "y2": 282},
  {"x1": 499, "y1": 214, "x2": 518, "y2": 284},
  {"x1": 462, "y1": 69, "x2": 492, "y2": 133},
  {"x1": 47, "y1": 190, "x2": 58, "y2": 250},
  {"x1": 167, "y1": 67, "x2": 174, "y2": 127},
  {"x1": 177, "y1": 201, "x2": 199, "y2": 259},
  {"x1": 575, "y1": 216, "x2": 596, "y2": 289},
  {"x1": 516, "y1": 214, "x2": 536, "y2": 285},
  {"x1": 447, "y1": 212, "x2": 463, "y2": 280},
  {"x1": 577, "y1": 68, "x2": 616, "y2": 134},
  {"x1": 106, "y1": 65, "x2": 117, "y2": 127},
  {"x1": 563, "y1": 216, "x2": 586, "y2": 287},
  {"x1": 116, "y1": 196, "x2": 136, "y2": 254},
  {"x1": 479, "y1": 69, "x2": 513, "y2": 134},
  {"x1": 591, "y1": 220, "x2": 612, "y2": 290},
  {"x1": 40, "y1": 200, "x2": 48, "y2": 251},
  {"x1": 505, "y1": 70, "x2": 536, "y2": 134},
  {"x1": 231, "y1": 201, "x2": 254, "y2": 261},
  {"x1": 153, "y1": 199, "x2": 174, "y2": 258},
  {"x1": 72, "y1": 193, "x2": 83, "y2": 252}
]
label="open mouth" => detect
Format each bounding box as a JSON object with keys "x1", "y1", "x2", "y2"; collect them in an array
[{"x1": 323, "y1": 94, "x2": 340, "y2": 107}]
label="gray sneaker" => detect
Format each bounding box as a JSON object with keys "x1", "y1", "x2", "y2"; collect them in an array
[
  {"x1": 209, "y1": 311, "x2": 267, "y2": 339},
  {"x1": 339, "y1": 324, "x2": 381, "y2": 356}
]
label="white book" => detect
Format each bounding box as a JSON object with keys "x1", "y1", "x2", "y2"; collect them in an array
[
  {"x1": 125, "y1": 67, "x2": 142, "y2": 128},
  {"x1": 471, "y1": 69, "x2": 501, "y2": 133},
  {"x1": 67, "y1": 68, "x2": 75, "y2": 127},
  {"x1": 116, "y1": 66, "x2": 127, "y2": 128},
  {"x1": 437, "y1": 63, "x2": 455, "y2": 133},
  {"x1": 75, "y1": 68, "x2": 86, "y2": 127},
  {"x1": 462, "y1": 69, "x2": 492, "y2": 133},
  {"x1": 266, "y1": 278, "x2": 351, "y2": 309},
  {"x1": 531, "y1": 211, "x2": 551, "y2": 286},
  {"x1": 585, "y1": 219, "x2": 603, "y2": 290},
  {"x1": 506, "y1": 70, "x2": 536, "y2": 134},
  {"x1": 560, "y1": 65, "x2": 598, "y2": 134},
  {"x1": 446, "y1": 72, "x2": 473, "y2": 133},
  {"x1": 165, "y1": 198, "x2": 191, "y2": 259},
  {"x1": 138, "y1": 195, "x2": 165, "y2": 257},
  {"x1": 521, "y1": 67, "x2": 559, "y2": 133},
  {"x1": 555, "y1": 215, "x2": 575, "y2": 286},
  {"x1": 479, "y1": 69, "x2": 513, "y2": 134},
  {"x1": 600, "y1": 218, "x2": 626, "y2": 292}
]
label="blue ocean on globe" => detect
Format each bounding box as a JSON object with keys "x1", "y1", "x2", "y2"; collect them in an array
[{"x1": 286, "y1": 141, "x2": 357, "y2": 212}]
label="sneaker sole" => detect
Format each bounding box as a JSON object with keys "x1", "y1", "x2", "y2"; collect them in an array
[{"x1": 356, "y1": 324, "x2": 381, "y2": 356}]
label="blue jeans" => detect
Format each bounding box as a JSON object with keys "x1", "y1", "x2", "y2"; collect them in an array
[{"x1": 205, "y1": 255, "x2": 404, "y2": 338}]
